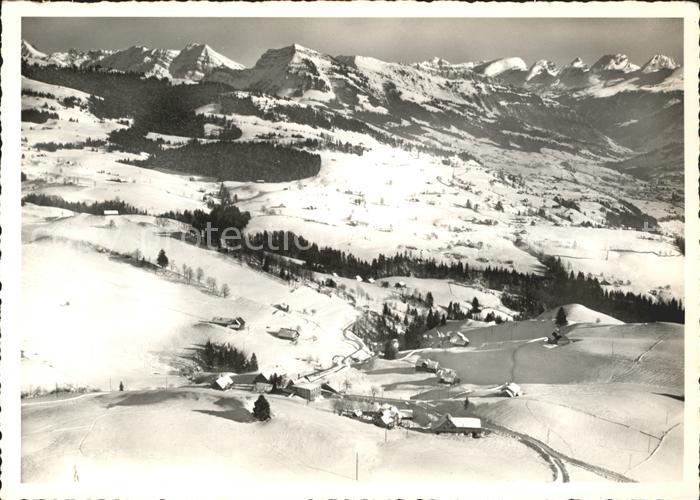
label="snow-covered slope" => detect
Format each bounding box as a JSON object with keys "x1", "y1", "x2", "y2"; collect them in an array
[
  {"x1": 91, "y1": 46, "x2": 179, "y2": 79},
  {"x1": 537, "y1": 304, "x2": 624, "y2": 325}
]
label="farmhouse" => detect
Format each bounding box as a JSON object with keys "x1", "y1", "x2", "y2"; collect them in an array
[
  {"x1": 438, "y1": 368, "x2": 460, "y2": 384},
  {"x1": 275, "y1": 303, "x2": 290, "y2": 312},
  {"x1": 213, "y1": 373, "x2": 234, "y2": 390},
  {"x1": 373, "y1": 404, "x2": 402, "y2": 429},
  {"x1": 293, "y1": 383, "x2": 321, "y2": 401},
  {"x1": 547, "y1": 330, "x2": 571, "y2": 346},
  {"x1": 228, "y1": 317, "x2": 245, "y2": 330},
  {"x1": 253, "y1": 373, "x2": 273, "y2": 393},
  {"x1": 449, "y1": 332, "x2": 469, "y2": 347},
  {"x1": 431, "y1": 414, "x2": 482, "y2": 436},
  {"x1": 277, "y1": 328, "x2": 300, "y2": 341},
  {"x1": 211, "y1": 316, "x2": 245, "y2": 329},
  {"x1": 416, "y1": 358, "x2": 440, "y2": 373},
  {"x1": 501, "y1": 382, "x2": 521, "y2": 397}
]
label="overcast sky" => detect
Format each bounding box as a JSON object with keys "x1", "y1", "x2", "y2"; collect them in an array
[{"x1": 22, "y1": 17, "x2": 683, "y2": 68}]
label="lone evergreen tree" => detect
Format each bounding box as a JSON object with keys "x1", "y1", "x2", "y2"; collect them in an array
[
  {"x1": 384, "y1": 338, "x2": 399, "y2": 360},
  {"x1": 555, "y1": 306, "x2": 568, "y2": 327},
  {"x1": 248, "y1": 353, "x2": 258, "y2": 371},
  {"x1": 253, "y1": 395, "x2": 271, "y2": 421},
  {"x1": 471, "y1": 297, "x2": 481, "y2": 312},
  {"x1": 156, "y1": 249, "x2": 169, "y2": 269},
  {"x1": 426, "y1": 292, "x2": 434, "y2": 308}
]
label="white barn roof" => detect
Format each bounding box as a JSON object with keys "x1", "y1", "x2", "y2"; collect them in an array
[{"x1": 432, "y1": 414, "x2": 482, "y2": 430}]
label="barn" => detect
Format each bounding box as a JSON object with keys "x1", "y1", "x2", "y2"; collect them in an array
[
  {"x1": 277, "y1": 328, "x2": 300, "y2": 341},
  {"x1": 228, "y1": 317, "x2": 246, "y2": 330},
  {"x1": 293, "y1": 383, "x2": 321, "y2": 401},
  {"x1": 253, "y1": 373, "x2": 273, "y2": 393},
  {"x1": 431, "y1": 414, "x2": 482, "y2": 436}
]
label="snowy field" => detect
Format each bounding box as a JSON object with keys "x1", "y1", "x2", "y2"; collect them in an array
[
  {"x1": 22, "y1": 387, "x2": 552, "y2": 485},
  {"x1": 21, "y1": 207, "x2": 366, "y2": 392}
]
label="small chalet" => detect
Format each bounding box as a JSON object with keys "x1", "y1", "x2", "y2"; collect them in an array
[
  {"x1": 547, "y1": 330, "x2": 570, "y2": 346},
  {"x1": 213, "y1": 373, "x2": 234, "y2": 391},
  {"x1": 449, "y1": 332, "x2": 469, "y2": 347},
  {"x1": 373, "y1": 404, "x2": 402, "y2": 429},
  {"x1": 501, "y1": 382, "x2": 521, "y2": 397},
  {"x1": 277, "y1": 328, "x2": 300, "y2": 341},
  {"x1": 431, "y1": 414, "x2": 482, "y2": 436},
  {"x1": 438, "y1": 368, "x2": 460, "y2": 385},
  {"x1": 416, "y1": 358, "x2": 440, "y2": 373},
  {"x1": 229, "y1": 317, "x2": 245, "y2": 330},
  {"x1": 211, "y1": 316, "x2": 245, "y2": 330}
]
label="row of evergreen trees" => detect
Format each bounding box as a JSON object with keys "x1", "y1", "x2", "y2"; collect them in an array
[
  {"x1": 34, "y1": 138, "x2": 106, "y2": 152},
  {"x1": 200, "y1": 340, "x2": 258, "y2": 372},
  {"x1": 21, "y1": 193, "x2": 146, "y2": 216},
  {"x1": 22, "y1": 109, "x2": 58, "y2": 123},
  {"x1": 133, "y1": 140, "x2": 321, "y2": 182},
  {"x1": 242, "y1": 230, "x2": 683, "y2": 324}
]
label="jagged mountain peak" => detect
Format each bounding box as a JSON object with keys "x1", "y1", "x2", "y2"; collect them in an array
[
  {"x1": 22, "y1": 39, "x2": 47, "y2": 59},
  {"x1": 591, "y1": 54, "x2": 639, "y2": 73},
  {"x1": 170, "y1": 42, "x2": 244, "y2": 80},
  {"x1": 526, "y1": 59, "x2": 559, "y2": 81},
  {"x1": 641, "y1": 54, "x2": 680, "y2": 73},
  {"x1": 565, "y1": 57, "x2": 588, "y2": 70}
]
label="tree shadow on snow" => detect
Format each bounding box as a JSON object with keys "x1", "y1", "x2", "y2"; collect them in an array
[
  {"x1": 106, "y1": 391, "x2": 199, "y2": 408},
  {"x1": 194, "y1": 397, "x2": 255, "y2": 423}
]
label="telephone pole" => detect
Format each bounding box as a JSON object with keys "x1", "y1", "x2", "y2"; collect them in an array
[{"x1": 355, "y1": 452, "x2": 359, "y2": 481}]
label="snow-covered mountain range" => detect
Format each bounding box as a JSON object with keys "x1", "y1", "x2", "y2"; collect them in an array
[
  {"x1": 21, "y1": 39, "x2": 244, "y2": 81},
  {"x1": 21, "y1": 39, "x2": 684, "y2": 180}
]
